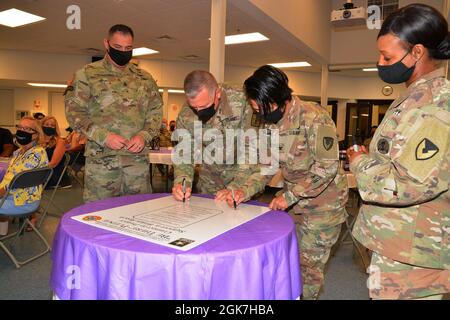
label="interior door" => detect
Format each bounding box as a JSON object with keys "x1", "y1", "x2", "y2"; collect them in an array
[
  {"x1": 345, "y1": 103, "x2": 373, "y2": 147},
  {"x1": 49, "y1": 91, "x2": 69, "y2": 135}
]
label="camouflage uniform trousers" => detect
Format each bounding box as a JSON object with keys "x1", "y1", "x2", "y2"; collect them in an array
[
  {"x1": 83, "y1": 154, "x2": 151, "y2": 203},
  {"x1": 368, "y1": 252, "x2": 450, "y2": 300},
  {"x1": 290, "y1": 208, "x2": 346, "y2": 300}
]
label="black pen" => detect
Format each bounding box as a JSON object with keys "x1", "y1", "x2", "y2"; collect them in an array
[
  {"x1": 182, "y1": 178, "x2": 186, "y2": 203},
  {"x1": 232, "y1": 189, "x2": 237, "y2": 210}
]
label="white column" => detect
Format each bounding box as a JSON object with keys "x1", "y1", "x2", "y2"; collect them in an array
[
  {"x1": 162, "y1": 89, "x2": 169, "y2": 121},
  {"x1": 209, "y1": 0, "x2": 227, "y2": 83},
  {"x1": 320, "y1": 64, "x2": 329, "y2": 108}
]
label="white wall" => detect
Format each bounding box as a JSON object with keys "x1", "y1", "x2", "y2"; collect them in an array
[
  {"x1": 167, "y1": 93, "x2": 187, "y2": 124},
  {"x1": 0, "y1": 49, "x2": 90, "y2": 83},
  {"x1": 241, "y1": 0, "x2": 332, "y2": 63},
  {"x1": 0, "y1": 87, "x2": 61, "y2": 132}
]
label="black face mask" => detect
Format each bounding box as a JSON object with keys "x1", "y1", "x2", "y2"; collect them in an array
[
  {"x1": 108, "y1": 44, "x2": 133, "y2": 66},
  {"x1": 191, "y1": 104, "x2": 217, "y2": 124},
  {"x1": 15, "y1": 130, "x2": 33, "y2": 146},
  {"x1": 377, "y1": 51, "x2": 416, "y2": 84},
  {"x1": 42, "y1": 126, "x2": 57, "y2": 136},
  {"x1": 170, "y1": 125, "x2": 175, "y2": 131},
  {"x1": 260, "y1": 106, "x2": 285, "y2": 124}
]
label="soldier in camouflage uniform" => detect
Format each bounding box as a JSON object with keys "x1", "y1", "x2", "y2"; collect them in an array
[
  {"x1": 65, "y1": 24, "x2": 162, "y2": 202},
  {"x1": 159, "y1": 119, "x2": 173, "y2": 148},
  {"x1": 228, "y1": 66, "x2": 348, "y2": 300},
  {"x1": 347, "y1": 4, "x2": 450, "y2": 299},
  {"x1": 172, "y1": 70, "x2": 258, "y2": 201}
]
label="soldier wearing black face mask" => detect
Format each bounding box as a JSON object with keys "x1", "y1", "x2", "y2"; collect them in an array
[
  {"x1": 172, "y1": 70, "x2": 258, "y2": 202},
  {"x1": 347, "y1": 4, "x2": 450, "y2": 300},
  {"x1": 65, "y1": 24, "x2": 163, "y2": 202},
  {"x1": 230, "y1": 65, "x2": 348, "y2": 300}
]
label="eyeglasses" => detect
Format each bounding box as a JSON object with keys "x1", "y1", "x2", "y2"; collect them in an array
[{"x1": 16, "y1": 125, "x2": 37, "y2": 133}]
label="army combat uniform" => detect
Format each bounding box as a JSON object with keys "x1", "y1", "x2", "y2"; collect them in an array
[
  {"x1": 173, "y1": 84, "x2": 258, "y2": 193},
  {"x1": 237, "y1": 96, "x2": 348, "y2": 300},
  {"x1": 351, "y1": 68, "x2": 450, "y2": 299},
  {"x1": 65, "y1": 58, "x2": 163, "y2": 202},
  {"x1": 159, "y1": 128, "x2": 173, "y2": 148}
]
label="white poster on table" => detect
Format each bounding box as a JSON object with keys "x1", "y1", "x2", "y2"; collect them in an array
[{"x1": 71, "y1": 195, "x2": 270, "y2": 251}]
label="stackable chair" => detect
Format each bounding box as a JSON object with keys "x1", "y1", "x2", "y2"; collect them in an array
[
  {"x1": 66, "y1": 150, "x2": 85, "y2": 187},
  {"x1": 0, "y1": 167, "x2": 53, "y2": 268},
  {"x1": 37, "y1": 153, "x2": 70, "y2": 228}
]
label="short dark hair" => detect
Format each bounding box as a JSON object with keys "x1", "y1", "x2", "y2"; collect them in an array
[
  {"x1": 378, "y1": 4, "x2": 450, "y2": 60},
  {"x1": 244, "y1": 65, "x2": 293, "y2": 116},
  {"x1": 108, "y1": 24, "x2": 134, "y2": 39}
]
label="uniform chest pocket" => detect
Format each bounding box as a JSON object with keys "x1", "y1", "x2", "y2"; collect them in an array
[
  {"x1": 91, "y1": 77, "x2": 145, "y2": 110},
  {"x1": 280, "y1": 129, "x2": 306, "y2": 166}
]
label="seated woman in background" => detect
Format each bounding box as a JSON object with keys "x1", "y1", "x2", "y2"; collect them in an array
[
  {"x1": 0, "y1": 117, "x2": 48, "y2": 235},
  {"x1": 41, "y1": 116, "x2": 71, "y2": 189}
]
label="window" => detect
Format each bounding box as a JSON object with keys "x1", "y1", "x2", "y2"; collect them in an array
[{"x1": 367, "y1": 0, "x2": 399, "y2": 20}]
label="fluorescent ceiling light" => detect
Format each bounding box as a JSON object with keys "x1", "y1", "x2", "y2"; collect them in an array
[
  {"x1": 363, "y1": 68, "x2": 378, "y2": 72},
  {"x1": 223, "y1": 32, "x2": 269, "y2": 45},
  {"x1": 28, "y1": 83, "x2": 67, "y2": 88},
  {"x1": 132, "y1": 47, "x2": 159, "y2": 57},
  {"x1": 158, "y1": 89, "x2": 185, "y2": 94},
  {"x1": 269, "y1": 62, "x2": 312, "y2": 68},
  {"x1": 0, "y1": 8, "x2": 45, "y2": 28}
]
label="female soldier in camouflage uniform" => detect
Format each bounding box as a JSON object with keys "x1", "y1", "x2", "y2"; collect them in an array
[
  {"x1": 348, "y1": 4, "x2": 450, "y2": 299},
  {"x1": 228, "y1": 66, "x2": 348, "y2": 300}
]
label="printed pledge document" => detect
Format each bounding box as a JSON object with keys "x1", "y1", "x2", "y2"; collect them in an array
[{"x1": 71, "y1": 196, "x2": 270, "y2": 251}]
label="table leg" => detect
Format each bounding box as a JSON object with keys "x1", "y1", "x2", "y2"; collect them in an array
[
  {"x1": 149, "y1": 163, "x2": 153, "y2": 190},
  {"x1": 165, "y1": 165, "x2": 169, "y2": 193}
]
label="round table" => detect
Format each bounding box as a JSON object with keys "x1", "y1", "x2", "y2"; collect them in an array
[
  {"x1": 148, "y1": 147, "x2": 173, "y2": 166},
  {"x1": 148, "y1": 148, "x2": 173, "y2": 192},
  {"x1": 50, "y1": 193, "x2": 301, "y2": 300}
]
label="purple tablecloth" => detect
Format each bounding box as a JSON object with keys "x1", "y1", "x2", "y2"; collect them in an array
[
  {"x1": 50, "y1": 193, "x2": 301, "y2": 300},
  {"x1": 0, "y1": 162, "x2": 7, "y2": 181}
]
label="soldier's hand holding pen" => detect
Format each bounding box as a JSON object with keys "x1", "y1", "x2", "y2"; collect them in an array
[
  {"x1": 105, "y1": 133, "x2": 130, "y2": 150},
  {"x1": 127, "y1": 135, "x2": 145, "y2": 153},
  {"x1": 172, "y1": 183, "x2": 192, "y2": 202},
  {"x1": 225, "y1": 189, "x2": 245, "y2": 208}
]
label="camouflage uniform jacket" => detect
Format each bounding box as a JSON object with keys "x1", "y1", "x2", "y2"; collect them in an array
[
  {"x1": 173, "y1": 84, "x2": 257, "y2": 189},
  {"x1": 159, "y1": 128, "x2": 173, "y2": 148},
  {"x1": 65, "y1": 58, "x2": 163, "y2": 158},
  {"x1": 239, "y1": 96, "x2": 348, "y2": 222},
  {"x1": 351, "y1": 68, "x2": 450, "y2": 269}
]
